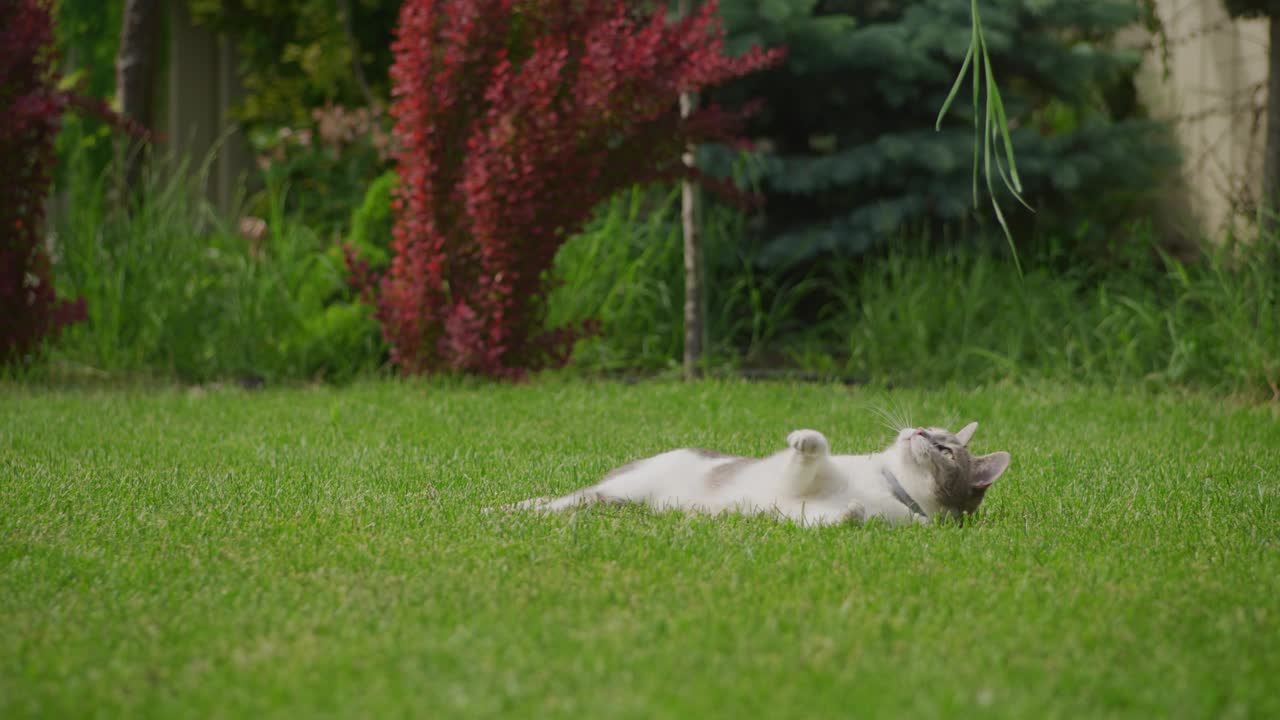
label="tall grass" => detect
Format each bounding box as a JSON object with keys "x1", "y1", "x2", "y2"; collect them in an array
[
  {"x1": 823, "y1": 240, "x2": 1279, "y2": 396},
  {"x1": 546, "y1": 187, "x2": 684, "y2": 370},
  {"x1": 548, "y1": 186, "x2": 819, "y2": 372},
  {"x1": 49, "y1": 149, "x2": 383, "y2": 383}
]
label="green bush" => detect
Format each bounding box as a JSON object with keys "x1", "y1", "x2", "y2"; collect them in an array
[{"x1": 347, "y1": 169, "x2": 396, "y2": 271}]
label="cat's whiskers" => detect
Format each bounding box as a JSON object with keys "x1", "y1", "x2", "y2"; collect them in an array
[
  {"x1": 872, "y1": 400, "x2": 913, "y2": 433},
  {"x1": 864, "y1": 403, "x2": 908, "y2": 434},
  {"x1": 894, "y1": 401, "x2": 914, "y2": 433}
]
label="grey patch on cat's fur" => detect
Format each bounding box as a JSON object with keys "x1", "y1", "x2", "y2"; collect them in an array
[
  {"x1": 935, "y1": 475, "x2": 984, "y2": 515},
  {"x1": 707, "y1": 457, "x2": 754, "y2": 488}
]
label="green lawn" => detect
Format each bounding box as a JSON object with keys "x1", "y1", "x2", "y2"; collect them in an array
[{"x1": 2, "y1": 379, "x2": 1277, "y2": 718}]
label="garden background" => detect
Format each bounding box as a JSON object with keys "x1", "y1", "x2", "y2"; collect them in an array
[{"x1": 3, "y1": 0, "x2": 1274, "y2": 391}]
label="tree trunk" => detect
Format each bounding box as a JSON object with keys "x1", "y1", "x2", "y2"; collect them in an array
[
  {"x1": 116, "y1": 0, "x2": 160, "y2": 188},
  {"x1": 681, "y1": 92, "x2": 703, "y2": 380},
  {"x1": 679, "y1": 0, "x2": 704, "y2": 381}
]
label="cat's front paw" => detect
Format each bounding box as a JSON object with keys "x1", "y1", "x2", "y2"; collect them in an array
[{"x1": 787, "y1": 429, "x2": 830, "y2": 457}]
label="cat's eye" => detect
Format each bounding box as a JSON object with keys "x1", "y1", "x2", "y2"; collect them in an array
[{"x1": 938, "y1": 446, "x2": 953, "y2": 457}]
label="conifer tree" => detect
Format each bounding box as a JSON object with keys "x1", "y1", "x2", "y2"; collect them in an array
[{"x1": 707, "y1": 0, "x2": 1175, "y2": 266}]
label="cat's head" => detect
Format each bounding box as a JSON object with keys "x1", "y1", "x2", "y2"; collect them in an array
[{"x1": 895, "y1": 422, "x2": 1010, "y2": 517}]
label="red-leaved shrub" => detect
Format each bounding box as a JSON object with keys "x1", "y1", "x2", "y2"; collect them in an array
[
  {"x1": 372, "y1": 0, "x2": 783, "y2": 377},
  {"x1": 0, "y1": 0, "x2": 85, "y2": 364}
]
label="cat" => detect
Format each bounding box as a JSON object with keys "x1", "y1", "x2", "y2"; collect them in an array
[{"x1": 506, "y1": 422, "x2": 1010, "y2": 526}]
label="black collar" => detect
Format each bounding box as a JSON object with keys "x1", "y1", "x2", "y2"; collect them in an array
[{"x1": 881, "y1": 468, "x2": 926, "y2": 518}]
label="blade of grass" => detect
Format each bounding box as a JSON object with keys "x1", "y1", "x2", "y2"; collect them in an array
[{"x1": 934, "y1": 0, "x2": 1030, "y2": 274}]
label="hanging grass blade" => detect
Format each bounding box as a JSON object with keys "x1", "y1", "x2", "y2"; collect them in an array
[
  {"x1": 986, "y1": 70, "x2": 1024, "y2": 196},
  {"x1": 972, "y1": 43, "x2": 981, "y2": 209},
  {"x1": 987, "y1": 76, "x2": 1033, "y2": 213},
  {"x1": 933, "y1": 2, "x2": 980, "y2": 208},
  {"x1": 934, "y1": 43, "x2": 974, "y2": 132},
  {"x1": 935, "y1": 0, "x2": 1029, "y2": 275},
  {"x1": 981, "y1": 71, "x2": 1021, "y2": 276}
]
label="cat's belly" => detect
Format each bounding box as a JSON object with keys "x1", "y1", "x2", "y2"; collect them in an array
[{"x1": 646, "y1": 454, "x2": 854, "y2": 524}]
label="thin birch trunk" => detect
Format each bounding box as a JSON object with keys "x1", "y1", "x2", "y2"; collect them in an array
[{"x1": 679, "y1": 0, "x2": 704, "y2": 380}]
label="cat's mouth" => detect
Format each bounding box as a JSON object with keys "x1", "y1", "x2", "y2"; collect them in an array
[
  {"x1": 898, "y1": 427, "x2": 927, "y2": 449},
  {"x1": 898, "y1": 428, "x2": 930, "y2": 463}
]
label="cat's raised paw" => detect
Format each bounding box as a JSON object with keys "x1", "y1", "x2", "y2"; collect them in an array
[{"x1": 787, "y1": 429, "x2": 830, "y2": 457}]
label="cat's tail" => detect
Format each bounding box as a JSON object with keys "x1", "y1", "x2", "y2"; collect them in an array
[
  {"x1": 484, "y1": 489, "x2": 616, "y2": 514},
  {"x1": 482, "y1": 495, "x2": 554, "y2": 514}
]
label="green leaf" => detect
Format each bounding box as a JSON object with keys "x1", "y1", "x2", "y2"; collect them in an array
[{"x1": 758, "y1": 0, "x2": 796, "y2": 23}]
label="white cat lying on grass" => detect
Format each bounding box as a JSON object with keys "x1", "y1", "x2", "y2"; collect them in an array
[{"x1": 507, "y1": 422, "x2": 1010, "y2": 526}]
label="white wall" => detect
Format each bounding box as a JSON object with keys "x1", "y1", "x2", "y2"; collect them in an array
[{"x1": 1134, "y1": 0, "x2": 1269, "y2": 237}]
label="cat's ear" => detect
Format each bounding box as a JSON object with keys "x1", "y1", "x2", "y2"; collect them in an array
[
  {"x1": 971, "y1": 451, "x2": 1010, "y2": 489},
  {"x1": 956, "y1": 422, "x2": 979, "y2": 446}
]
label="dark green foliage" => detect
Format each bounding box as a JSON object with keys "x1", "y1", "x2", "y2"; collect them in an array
[
  {"x1": 190, "y1": 0, "x2": 400, "y2": 233},
  {"x1": 706, "y1": 0, "x2": 1177, "y2": 267},
  {"x1": 54, "y1": 0, "x2": 122, "y2": 98},
  {"x1": 52, "y1": 0, "x2": 124, "y2": 183},
  {"x1": 250, "y1": 103, "x2": 392, "y2": 235},
  {"x1": 1222, "y1": 0, "x2": 1280, "y2": 18},
  {"x1": 186, "y1": 0, "x2": 397, "y2": 128}
]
